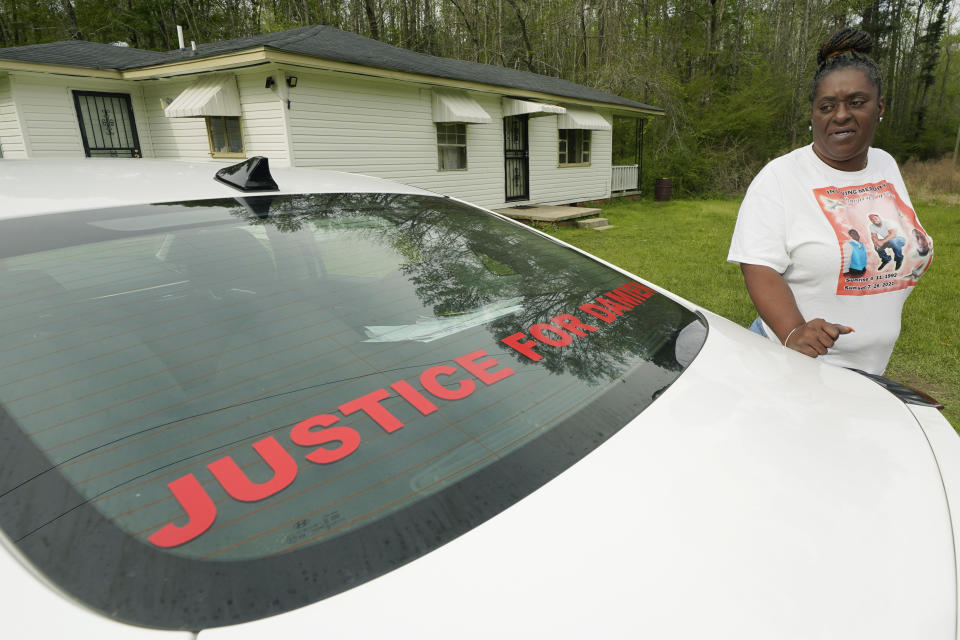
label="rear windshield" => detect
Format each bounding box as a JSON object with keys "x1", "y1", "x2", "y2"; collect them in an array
[{"x1": 0, "y1": 193, "x2": 705, "y2": 629}]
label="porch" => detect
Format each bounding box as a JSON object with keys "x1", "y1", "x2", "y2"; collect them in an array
[
  {"x1": 610, "y1": 114, "x2": 645, "y2": 195},
  {"x1": 612, "y1": 164, "x2": 641, "y2": 195}
]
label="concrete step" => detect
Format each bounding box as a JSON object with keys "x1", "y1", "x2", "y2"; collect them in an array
[
  {"x1": 576, "y1": 217, "x2": 611, "y2": 229},
  {"x1": 493, "y1": 204, "x2": 602, "y2": 223}
]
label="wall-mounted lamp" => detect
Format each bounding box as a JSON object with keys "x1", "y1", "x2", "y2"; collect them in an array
[
  {"x1": 286, "y1": 76, "x2": 298, "y2": 88},
  {"x1": 265, "y1": 76, "x2": 275, "y2": 89}
]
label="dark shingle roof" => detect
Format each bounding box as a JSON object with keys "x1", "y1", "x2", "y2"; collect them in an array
[
  {"x1": 0, "y1": 40, "x2": 165, "y2": 69},
  {"x1": 0, "y1": 25, "x2": 660, "y2": 112}
]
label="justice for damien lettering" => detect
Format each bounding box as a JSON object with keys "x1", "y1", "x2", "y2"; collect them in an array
[{"x1": 148, "y1": 281, "x2": 655, "y2": 548}]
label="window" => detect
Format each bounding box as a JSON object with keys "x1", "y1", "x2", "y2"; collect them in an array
[
  {"x1": 0, "y1": 192, "x2": 703, "y2": 630},
  {"x1": 72, "y1": 91, "x2": 142, "y2": 158},
  {"x1": 558, "y1": 129, "x2": 591, "y2": 165},
  {"x1": 206, "y1": 116, "x2": 244, "y2": 157},
  {"x1": 437, "y1": 123, "x2": 467, "y2": 171}
]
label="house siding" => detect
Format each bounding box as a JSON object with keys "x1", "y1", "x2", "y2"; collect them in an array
[
  {"x1": 236, "y1": 71, "x2": 291, "y2": 163},
  {"x1": 9, "y1": 74, "x2": 153, "y2": 158},
  {"x1": 141, "y1": 78, "x2": 211, "y2": 160},
  {"x1": 0, "y1": 74, "x2": 26, "y2": 158},
  {"x1": 528, "y1": 109, "x2": 613, "y2": 206},
  {"x1": 1, "y1": 65, "x2": 617, "y2": 208},
  {"x1": 286, "y1": 69, "x2": 507, "y2": 208},
  {"x1": 142, "y1": 71, "x2": 291, "y2": 164},
  {"x1": 284, "y1": 68, "x2": 612, "y2": 209}
]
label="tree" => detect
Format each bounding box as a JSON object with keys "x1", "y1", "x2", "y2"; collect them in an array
[{"x1": 2, "y1": 0, "x2": 958, "y2": 194}]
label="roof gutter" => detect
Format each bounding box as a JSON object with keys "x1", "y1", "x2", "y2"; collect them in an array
[
  {"x1": 120, "y1": 49, "x2": 273, "y2": 80},
  {"x1": 0, "y1": 60, "x2": 122, "y2": 79},
  {"x1": 123, "y1": 46, "x2": 663, "y2": 117},
  {"x1": 263, "y1": 50, "x2": 664, "y2": 116}
]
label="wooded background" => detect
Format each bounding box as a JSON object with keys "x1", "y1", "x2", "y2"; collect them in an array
[{"x1": 1, "y1": 0, "x2": 957, "y2": 195}]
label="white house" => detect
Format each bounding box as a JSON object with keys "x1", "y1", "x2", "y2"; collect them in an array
[{"x1": 0, "y1": 25, "x2": 661, "y2": 210}]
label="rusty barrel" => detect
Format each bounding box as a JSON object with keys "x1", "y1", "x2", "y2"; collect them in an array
[{"x1": 654, "y1": 178, "x2": 672, "y2": 201}]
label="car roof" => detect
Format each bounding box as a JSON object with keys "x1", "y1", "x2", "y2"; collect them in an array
[{"x1": 0, "y1": 158, "x2": 434, "y2": 219}]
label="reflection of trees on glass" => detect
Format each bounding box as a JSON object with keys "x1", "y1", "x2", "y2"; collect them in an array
[{"x1": 225, "y1": 193, "x2": 701, "y2": 384}]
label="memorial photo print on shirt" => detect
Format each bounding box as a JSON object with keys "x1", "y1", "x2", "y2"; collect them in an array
[{"x1": 814, "y1": 181, "x2": 933, "y2": 295}]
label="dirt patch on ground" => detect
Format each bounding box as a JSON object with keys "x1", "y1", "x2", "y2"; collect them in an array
[{"x1": 901, "y1": 157, "x2": 960, "y2": 204}]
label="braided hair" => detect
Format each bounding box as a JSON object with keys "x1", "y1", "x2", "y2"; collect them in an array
[{"x1": 809, "y1": 28, "x2": 883, "y2": 102}]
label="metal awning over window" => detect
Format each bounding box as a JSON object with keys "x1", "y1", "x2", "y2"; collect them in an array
[
  {"x1": 557, "y1": 106, "x2": 612, "y2": 131},
  {"x1": 164, "y1": 75, "x2": 241, "y2": 118},
  {"x1": 502, "y1": 98, "x2": 566, "y2": 118},
  {"x1": 432, "y1": 90, "x2": 491, "y2": 124}
]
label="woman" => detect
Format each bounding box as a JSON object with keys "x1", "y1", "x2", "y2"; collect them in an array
[{"x1": 728, "y1": 27, "x2": 933, "y2": 375}]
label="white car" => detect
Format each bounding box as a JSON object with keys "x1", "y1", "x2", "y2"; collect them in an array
[{"x1": 0, "y1": 158, "x2": 956, "y2": 640}]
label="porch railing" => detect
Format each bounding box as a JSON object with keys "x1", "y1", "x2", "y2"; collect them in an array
[{"x1": 612, "y1": 164, "x2": 639, "y2": 192}]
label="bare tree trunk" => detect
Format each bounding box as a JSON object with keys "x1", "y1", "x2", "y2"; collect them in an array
[
  {"x1": 60, "y1": 0, "x2": 82, "y2": 39},
  {"x1": 351, "y1": 0, "x2": 361, "y2": 34},
  {"x1": 579, "y1": 0, "x2": 588, "y2": 73},
  {"x1": 496, "y1": 0, "x2": 504, "y2": 65},
  {"x1": 423, "y1": 0, "x2": 437, "y2": 54},
  {"x1": 731, "y1": 0, "x2": 743, "y2": 80},
  {"x1": 597, "y1": 0, "x2": 605, "y2": 63},
  {"x1": 448, "y1": 0, "x2": 481, "y2": 56},
  {"x1": 908, "y1": 0, "x2": 924, "y2": 114},
  {"x1": 789, "y1": 0, "x2": 810, "y2": 148},
  {"x1": 885, "y1": 0, "x2": 905, "y2": 128},
  {"x1": 505, "y1": 0, "x2": 535, "y2": 71},
  {"x1": 0, "y1": 0, "x2": 17, "y2": 47},
  {"x1": 706, "y1": 0, "x2": 726, "y2": 76},
  {"x1": 363, "y1": 0, "x2": 379, "y2": 39},
  {"x1": 936, "y1": 45, "x2": 950, "y2": 121}
]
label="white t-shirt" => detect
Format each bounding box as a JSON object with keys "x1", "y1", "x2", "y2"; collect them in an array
[
  {"x1": 869, "y1": 218, "x2": 894, "y2": 242},
  {"x1": 728, "y1": 144, "x2": 933, "y2": 374}
]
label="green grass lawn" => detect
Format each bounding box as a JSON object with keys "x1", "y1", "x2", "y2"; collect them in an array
[{"x1": 546, "y1": 197, "x2": 960, "y2": 428}]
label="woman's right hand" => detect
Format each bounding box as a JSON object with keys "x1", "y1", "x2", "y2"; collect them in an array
[
  {"x1": 740, "y1": 264, "x2": 854, "y2": 358},
  {"x1": 784, "y1": 318, "x2": 854, "y2": 357}
]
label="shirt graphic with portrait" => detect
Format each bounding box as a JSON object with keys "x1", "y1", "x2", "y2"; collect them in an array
[{"x1": 813, "y1": 181, "x2": 933, "y2": 296}]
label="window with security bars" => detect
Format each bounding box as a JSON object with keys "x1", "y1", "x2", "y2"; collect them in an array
[
  {"x1": 72, "y1": 91, "x2": 142, "y2": 158},
  {"x1": 558, "y1": 129, "x2": 591, "y2": 165},
  {"x1": 206, "y1": 116, "x2": 244, "y2": 157},
  {"x1": 437, "y1": 123, "x2": 467, "y2": 171}
]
